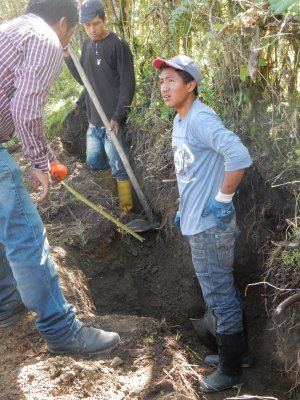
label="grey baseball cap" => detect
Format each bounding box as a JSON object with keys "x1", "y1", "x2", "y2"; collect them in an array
[
  {"x1": 79, "y1": 0, "x2": 105, "y2": 24},
  {"x1": 152, "y1": 55, "x2": 201, "y2": 85}
]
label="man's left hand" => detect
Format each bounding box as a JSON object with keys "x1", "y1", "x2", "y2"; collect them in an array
[{"x1": 202, "y1": 199, "x2": 235, "y2": 230}]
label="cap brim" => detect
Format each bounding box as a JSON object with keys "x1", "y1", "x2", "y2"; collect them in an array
[{"x1": 152, "y1": 58, "x2": 184, "y2": 71}]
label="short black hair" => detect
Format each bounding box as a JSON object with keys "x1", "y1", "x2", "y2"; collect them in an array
[
  {"x1": 25, "y1": 0, "x2": 79, "y2": 29},
  {"x1": 160, "y1": 64, "x2": 198, "y2": 96},
  {"x1": 95, "y1": 10, "x2": 105, "y2": 20}
]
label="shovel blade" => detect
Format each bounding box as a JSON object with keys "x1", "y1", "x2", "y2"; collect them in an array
[
  {"x1": 190, "y1": 308, "x2": 217, "y2": 352},
  {"x1": 125, "y1": 218, "x2": 159, "y2": 233}
]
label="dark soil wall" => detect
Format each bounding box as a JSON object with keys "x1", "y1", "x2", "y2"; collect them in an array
[
  {"x1": 62, "y1": 105, "x2": 88, "y2": 163},
  {"x1": 61, "y1": 107, "x2": 298, "y2": 394}
]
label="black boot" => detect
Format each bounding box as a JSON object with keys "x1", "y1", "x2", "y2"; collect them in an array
[
  {"x1": 240, "y1": 312, "x2": 254, "y2": 367},
  {"x1": 200, "y1": 331, "x2": 244, "y2": 392},
  {"x1": 204, "y1": 313, "x2": 254, "y2": 368}
]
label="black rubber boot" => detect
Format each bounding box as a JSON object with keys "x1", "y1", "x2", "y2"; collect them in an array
[
  {"x1": 200, "y1": 331, "x2": 244, "y2": 392},
  {"x1": 204, "y1": 313, "x2": 254, "y2": 368},
  {"x1": 239, "y1": 312, "x2": 254, "y2": 367}
]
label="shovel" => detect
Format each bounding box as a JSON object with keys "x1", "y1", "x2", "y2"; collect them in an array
[
  {"x1": 68, "y1": 45, "x2": 158, "y2": 233},
  {"x1": 190, "y1": 308, "x2": 217, "y2": 352}
]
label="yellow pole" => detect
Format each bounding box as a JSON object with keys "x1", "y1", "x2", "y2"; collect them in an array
[{"x1": 61, "y1": 181, "x2": 144, "y2": 242}]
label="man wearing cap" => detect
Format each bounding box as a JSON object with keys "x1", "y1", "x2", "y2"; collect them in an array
[
  {"x1": 64, "y1": 0, "x2": 135, "y2": 215},
  {"x1": 153, "y1": 55, "x2": 252, "y2": 392}
]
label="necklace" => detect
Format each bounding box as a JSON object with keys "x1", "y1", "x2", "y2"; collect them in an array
[
  {"x1": 95, "y1": 42, "x2": 101, "y2": 66},
  {"x1": 94, "y1": 31, "x2": 109, "y2": 66}
]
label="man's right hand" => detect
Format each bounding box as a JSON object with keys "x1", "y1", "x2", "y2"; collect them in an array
[
  {"x1": 202, "y1": 198, "x2": 235, "y2": 230},
  {"x1": 109, "y1": 119, "x2": 120, "y2": 136},
  {"x1": 32, "y1": 168, "x2": 50, "y2": 203},
  {"x1": 63, "y1": 46, "x2": 70, "y2": 59}
]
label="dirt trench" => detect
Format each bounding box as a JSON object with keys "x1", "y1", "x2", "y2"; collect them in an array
[
  {"x1": 1, "y1": 108, "x2": 298, "y2": 400},
  {"x1": 59, "y1": 107, "x2": 298, "y2": 398}
]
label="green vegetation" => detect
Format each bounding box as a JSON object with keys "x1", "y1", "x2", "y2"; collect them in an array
[
  {"x1": 45, "y1": 65, "x2": 82, "y2": 139},
  {"x1": 2, "y1": 1, "x2": 300, "y2": 187},
  {"x1": 281, "y1": 249, "x2": 300, "y2": 270},
  {"x1": 268, "y1": 0, "x2": 300, "y2": 13}
]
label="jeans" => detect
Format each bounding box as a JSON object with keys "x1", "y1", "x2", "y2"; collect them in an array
[
  {"x1": 86, "y1": 124, "x2": 129, "y2": 181},
  {"x1": 0, "y1": 145, "x2": 82, "y2": 346},
  {"x1": 187, "y1": 218, "x2": 243, "y2": 334}
]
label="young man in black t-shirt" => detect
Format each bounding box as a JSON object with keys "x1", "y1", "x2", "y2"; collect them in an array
[{"x1": 65, "y1": 0, "x2": 135, "y2": 214}]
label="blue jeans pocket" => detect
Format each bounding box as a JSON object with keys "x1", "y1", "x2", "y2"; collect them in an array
[
  {"x1": 214, "y1": 231, "x2": 235, "y2": 268},
  {"x1": 188, "y1": 233, "x2": 209, "y2": 277},
  {"x1": 188, "y1": 225, "x2": 243, "y2": 333}
]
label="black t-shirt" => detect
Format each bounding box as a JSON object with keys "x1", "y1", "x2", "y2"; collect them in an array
[{"x1": 66, "y1": 32, "x2": 135, "y2": 126}]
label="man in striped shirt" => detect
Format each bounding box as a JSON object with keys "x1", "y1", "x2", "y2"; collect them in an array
[{"x1": 0, "y1": 0, "x2": 119, "y2": 356}]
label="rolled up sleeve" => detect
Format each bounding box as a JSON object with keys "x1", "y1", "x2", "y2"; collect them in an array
[{"x1": 11, "y1": 34, "x2": 63, "y2": 172}]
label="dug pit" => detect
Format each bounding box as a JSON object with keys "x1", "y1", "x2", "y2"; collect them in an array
[
  {"x1": 60, "y1": 106, "x2": 298, "y2": 397},
  {"x1": 2, "y1": 109, "x2": 297, "y2": 400}
]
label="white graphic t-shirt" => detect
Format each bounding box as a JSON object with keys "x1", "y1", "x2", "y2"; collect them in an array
[{"x1": 172, "y1": 99, "x2": 252, "y2": 236}]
